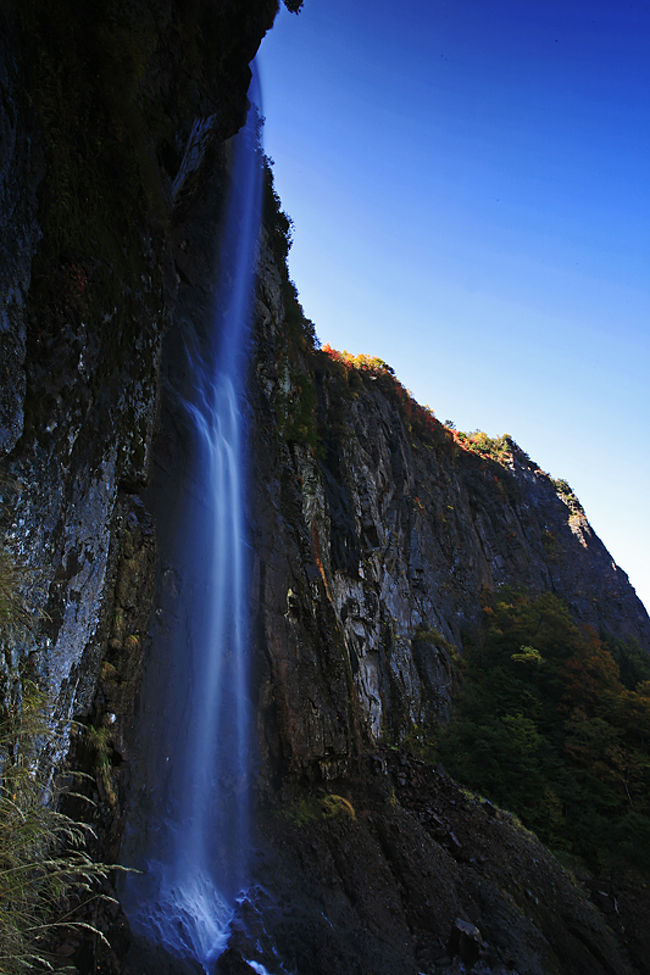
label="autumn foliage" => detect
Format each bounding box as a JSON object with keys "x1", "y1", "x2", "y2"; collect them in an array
[
  {"x1": 450, "y1": 429, "x2": 516, "y2": 465},
  {"x1": 439, "y1": 588, "x2": 650, "y2": 872},
  {"x1": 320, "y1": 344, "x2": 445, "y2": 444},
  {"x1": 319, "y1": 346, "x2": 536, "y2": 469}
]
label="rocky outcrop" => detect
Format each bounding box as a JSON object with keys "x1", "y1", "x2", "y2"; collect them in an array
[
  {"x1": 230, "y1": 220, "x2": 650, "y2": 975},
  {"x1": 250, "y1": 244, "x2": 650, "y2": 780},
  {"x1": 229, "y1": 750, "x2": 641, "y2": 975}
]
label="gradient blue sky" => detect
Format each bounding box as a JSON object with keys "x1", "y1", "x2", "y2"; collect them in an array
[{"x1": 258, "y1": 0, "x2": 650, "y2": 612}]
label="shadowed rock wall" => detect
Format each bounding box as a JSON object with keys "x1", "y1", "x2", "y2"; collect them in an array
[{"x1": 0, "y1": 0, "x2": 278, "y2": 751}]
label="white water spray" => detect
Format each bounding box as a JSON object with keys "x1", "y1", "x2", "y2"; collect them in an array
[{"x1": 120, "y1": 73, "x2": 263, "y2": 973}]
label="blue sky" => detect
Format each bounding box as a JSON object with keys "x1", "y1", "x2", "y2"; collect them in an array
[{"x1": 258, "y1": 0, "x2": 650, "y2": 613}]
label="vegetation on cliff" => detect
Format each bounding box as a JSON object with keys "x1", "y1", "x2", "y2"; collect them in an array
[
  {"x1": 320, "y1": 344, "x2": 447, "y2": 446},
  {"x1": 0, "y1": 684, "x2": 118, "y2": 974},
  {"x1": 439, "y1": 587, "x2": 650, "y2": 873},
  {"x1": 318, "y1": 345, "x2": 540, "y2": 468},
  {"x1": 3, "y1": 0, "x2": 647, "y2": 966},
  {"x1": 0, "y1": 539, "x2": 115, "y2": 971}
]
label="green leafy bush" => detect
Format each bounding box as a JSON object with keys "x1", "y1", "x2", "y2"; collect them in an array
[{"x1": 452, "y1": 430, "x2": 519, "y2": 465}]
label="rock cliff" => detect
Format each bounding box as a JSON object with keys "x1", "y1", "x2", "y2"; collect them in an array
[
  {"x1": 250, "y1": 249, "x2": 650, "y2": 777},
  {"x1": 1, "y1": 3, "x2": 649, "y2": 974},
  {"x1": 0, "y1": 0, "x2": 277, "y2": 746},
  {"x1": 234, "y1": 219, "x2": 650, "y2": 975}
]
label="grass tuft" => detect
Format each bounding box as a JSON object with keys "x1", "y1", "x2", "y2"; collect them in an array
[
  {"x1": 0, "y1": 683, "x2": 121, "y2": 973},
  {"x1": 0, "y1": 546, "x2": 32, "y2": 640}
]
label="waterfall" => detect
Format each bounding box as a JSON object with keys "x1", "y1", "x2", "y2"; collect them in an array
[{"x1": 119, "y1": 72, "x2": 263, "y2": 973}]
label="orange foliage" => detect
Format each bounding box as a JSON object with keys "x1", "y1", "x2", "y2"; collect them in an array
[
  {"x1": 561, "y1": 626, "x2": 621, "y2": 713},
  {"x1": 320, "y1": 344, "x2": 443, "y2": 443}
]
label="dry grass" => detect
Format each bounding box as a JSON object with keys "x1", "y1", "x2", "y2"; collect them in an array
[
  {"x1": 0, "y1": 683, "x2": 120, "y2": 973},
  {"x1": 0, "y1": 544, "x2": 32, "y2": 640}
]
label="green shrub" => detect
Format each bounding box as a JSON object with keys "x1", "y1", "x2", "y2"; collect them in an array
[
  {"x1": 452, "y1": 429, "x2": 518, "y2": 465},
  {"x1": 553, "y1": 478, "x2": 585, "y2": 515},
  {"x1": 85, "y1": 724, "x2": 117, "y2": 807},
  {"x1": 439, "y1": 588, "x2": 650, "y2": 871},
  {"x1": 282, "y1": 793, "x2": 356, "y2": 826}
]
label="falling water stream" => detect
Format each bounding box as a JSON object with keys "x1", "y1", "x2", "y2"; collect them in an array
[{"x1": 120, "y1": 75, "x2": 264, "y2": 972}]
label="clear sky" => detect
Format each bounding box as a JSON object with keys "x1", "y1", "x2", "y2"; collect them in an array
[{"x1": 258, "y1": 0, "x2": 650, "y2": 613}]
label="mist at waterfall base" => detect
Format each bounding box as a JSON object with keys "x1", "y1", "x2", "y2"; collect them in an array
[{"x1": 119, "y1": 84, "x2": 269, "y2": 973}]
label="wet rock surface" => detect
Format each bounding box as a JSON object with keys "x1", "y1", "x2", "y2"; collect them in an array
[
  {"x1": 0, "y1": 0, "x2": 278, "y2": 735},
  {"x1": 0, "y1": 12, "x2": 41, "y2": 455},
  {"x1": 0, "y1": 4, "x2": 276, "y2": 970},
  {"x1": 212, "y1": 751, "x2": 639, "y2": 975}
]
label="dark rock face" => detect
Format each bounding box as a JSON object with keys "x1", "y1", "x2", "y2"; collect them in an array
[
  {"x1": 0, "y1": 0, "x2": 278, "y2": 737},
  {"x1": 0, "y1": 13, "x2": 40, "y2": 454},
  {"x1": 0, "y1": 4, "x2": 278, "y2": 972},
  {"x1": 211, "y1": 752, "x2": 637, "y2": 975}
]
